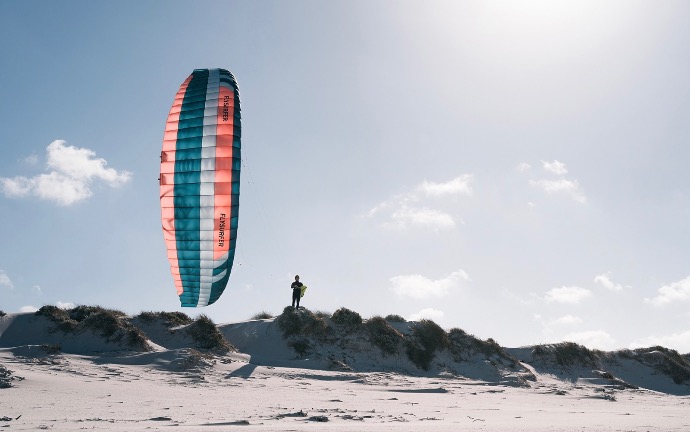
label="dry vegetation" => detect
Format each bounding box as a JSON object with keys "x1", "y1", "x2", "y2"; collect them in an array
[
  {"x1": 275, "y1": 307, "x2": 519, "y2": 372},
  {"x1": 35, "y1": 305, "x2": 149, "y2": 351},
  {"x1": 136, "y1": 311, "x2": 193, "y2": 327},
  {"x1": 186, "y1": 314, "x2": 235, "y2": 353}
]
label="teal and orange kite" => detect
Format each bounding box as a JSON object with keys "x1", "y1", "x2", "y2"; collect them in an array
[{"x1": 160, "y1": 69, "x2": 241, "y2": 307}]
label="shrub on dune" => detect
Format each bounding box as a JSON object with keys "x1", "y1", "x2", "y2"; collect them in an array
[
  {"x1": 35, "y1": 305, "x2": 149, "y2": 351},
  {"x1": 136, "y1": 311, "x2": 193, "y2": 327},
  {"x1": 532, "y1": 342, "x2": 598, "y2": 368},
  {"x1": 288, "y1": 338, "x2": 311, "y2": 358},
  {"x1": 313, "y1": 310, "x2": 331, "y2": 319},
  {"x1": 277, "y1": 307, "x2": 329, "y2": 338},
  {"x1": 250, "y1": 311, "x2": 274, "y2": 320},
  {"x1": 331, "y1": 307, "x2": 362, "y2": 332},
  {"x1": 35, "y1": 305, "x2": 78, "y2": 332},
  {"x1": 186, "y1": 314, "x2": 234, "y2": 353},
  {"x1": 448, "y1": 328, "x2": 509, "y2": 360},
  {"x1": 406, "y1": 319, "x2": 449, "y2": 371},
  {"x1": 365, "y1": 316, "x2": 404, "y2": 356},
  {"x1": 618, "y1": 346, "x2": 690, "y2": 385}
]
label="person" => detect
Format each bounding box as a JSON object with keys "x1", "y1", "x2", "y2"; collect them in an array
[{"x1": 291, "y1": 275, "x2": 303, "y2": 309}]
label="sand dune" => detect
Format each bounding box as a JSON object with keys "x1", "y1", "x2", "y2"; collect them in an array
[{"x1": 1, "y1": 307, "x2": 689, "y2": 431}]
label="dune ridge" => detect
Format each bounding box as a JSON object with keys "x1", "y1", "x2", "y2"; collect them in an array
[{"x1": 1, "y1": 305, "x2": 689, "y2": 430}]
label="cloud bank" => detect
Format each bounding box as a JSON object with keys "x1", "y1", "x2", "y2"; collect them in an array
[
  {"x1": 594, "y1": 272, "x2": 627, "y2": 291},
  {"x1": 544, "y1": 286, "x2": 592, "y2": 304},
  {"x1": 0, "y1": 270, "x2": 13, "y2": 290},
  {"x1": 368, "y1": 175, "x2": 473, "y2": 231},
  {"x1": 631, "y1": 330, "x2": 690, "y2": 353},
  {"x1": 521, "y1": 159, "x2": 586, "y2": 203},
  {"x1": 408, "y1": 308, "x2": 445, "y2": 322},
  {"x1": 0, "y1": 140, "x2": 132, "y2": 205},
  {"x1": 390, "y1": 269, "x2": 470, "y2": 299},
  {"x1": 646, "y1": 276, "x2": 690, "y2": 306}
]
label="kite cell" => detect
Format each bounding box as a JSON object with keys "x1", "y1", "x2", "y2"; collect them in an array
[{"x1": 160, "y1": 68, "x2": 241, "y2": 307}]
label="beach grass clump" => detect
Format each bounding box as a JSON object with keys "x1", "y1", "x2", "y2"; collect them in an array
[
  {"x1": 384, "y1": 314, "x2": 406, "y2": 323},
  {"x1": 288, "y1": 338, "x2": 311, "y2": 358},
  {"x1": 82, "y1": 310, "x2": 149, "y2": 351},
  {"x1": 313, "y1": 310, "x2": 332, "y2": 319},
  {"x1": 406, "y1": 319, "x2": 449, "y2": 371},
  {"x1": 0, "y1": 365, "x2": 14, "y2": 388},
  {"x1": 40, "y1": 344, "x2": 62, "y2": 355},
  {"x1": 0, "y1": 310, "x2": 6, "y2": 317},
  {"x1": 251, "y1": 311, "x2": 274, "y2": 320},
  {"x1": 331, "y1": 307, "x2": 362, "y2": 332},
  {"x1": 365, "y1": 316, "x2": 404, "y2": 356},
  {"x1": 532, "y1": 342, "x2": 598, "y2": 368},
  {"x1": 185, "y1": 314, "x2": 233, "y2": 353},
  {"x1": 448, "y1": 328, "x2": 508, "y2": 360},
  {"x1": 172, "y1": 348, "x2": 215, "y2": 371},
  {"x1": 278, "y1": 307, "x2": 329, "y2": 338},
  {"x1": 626, "y1": 346, "x2": 690, "y2": 384},
  {"x1": 553, "y1": 343, "x2": 598, "y2": 367},
  {"x1": 36, "y1": 305, "x2": 149, "y2": 351},
  {"x1": 136, "y1": 311, "x2": 193, "y2": 327},
  {"x1": 69, "y1": 305, "x2": 126, "y2": 322},
  {"x1": 35, "y1": 305, "x2": 79, "y2": 332}
]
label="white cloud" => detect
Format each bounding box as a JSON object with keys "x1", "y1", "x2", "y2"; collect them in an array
[
  {"x1": 529, "y1": 178, "x2": 586, "y2": 203},
  {"x1": 0, "y1": 140, "x2": 132, "y2": 206},
  {"x1": 417, "y1": 174, "x2": 473, "y2": 197},
  {"x1": 367, "y1": 174, "x2": 473, "y2": 231},
  {"x1": 645, "y1": 276, "x2": 690, "y2": 306},
  {"x1": 23, "y1": 154, "x2": 39, "y2": 165},
  {"x1": 32, "y1": 285, "x2": 42, "y2": 295},
  {"x1": 521, "y1": 159, "x2": 586, "y2": 203},
  {"x1": 562, "y1": 330, "x2": 616, "y2": 350},
  {"x1": 549, "y1": 315, "x2": 583, "y2": 326},
  {"x1": 0, "y1": 270, "x2": 13, "y2": 290},
  {"x1": 56, "y1": 301, "x2": 75, "y2": 309},
  {"x1": 517, "y1": 162, "x2": 531, "y2": 173},
  {"x1": 408, "y1": 308, "x2": 445, "y2": 322},
  {"x1": 19, "y1": 305, "x2": 38, "y2": 313},
  {"x1": 542, "y1": 160, "x2": 568, "y2": 175},
  {"x1": 390, "y1": 270, "x2": 470, "y2": 299},
  {"x1": 594, "y1": 272, "x2": 627, "y2": 291},
  {"x1": 630, "y1": 330, "x2": 690, "y2": 353},
  {"x1": 544, "y1": 286, "x2": 592, "y2": 304},
  {"x1": 384, "y1": 206, "x2": 457, "y2": 230}
]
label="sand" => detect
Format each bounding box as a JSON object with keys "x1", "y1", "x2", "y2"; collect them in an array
[{"x1": 1, "y1": 310, "x2": 689, "y2": 431}]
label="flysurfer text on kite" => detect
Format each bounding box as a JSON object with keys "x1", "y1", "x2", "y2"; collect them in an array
[
  {"x1": 222, "y1": 95, "x2": 230, "y2": 121},
  {"x1": 218, "y1": 213, "x2": 226, "y2": 247}
]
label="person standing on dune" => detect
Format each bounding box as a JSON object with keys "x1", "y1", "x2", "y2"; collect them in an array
[{"x1": 291, "y1": 275, "x2": 303, "y2": 309}]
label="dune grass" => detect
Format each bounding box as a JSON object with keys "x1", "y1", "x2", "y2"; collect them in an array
[
  {"x1": 136, "y1": 311, "x2": 193, "y2": 327},
  {"x1": 35, "y1": 305, "x2": 149, "y2": 351},
  {"x1": 250, "y1": 311, "x2": 274, "y2": 320},
  {"x1": 186, "y1": 314, "x2": 235, "y2": 353}
]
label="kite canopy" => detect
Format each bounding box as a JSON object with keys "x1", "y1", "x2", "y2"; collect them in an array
[{"x1": 160, "y1": 68, "x2": 241, "y2": 307}]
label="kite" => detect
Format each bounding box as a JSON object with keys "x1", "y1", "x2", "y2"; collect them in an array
[{"x1": 160, "y1": 68, "x2": 241, "y2": 307}]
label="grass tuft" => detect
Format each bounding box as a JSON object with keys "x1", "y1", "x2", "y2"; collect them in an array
[
  {"x1": 186, "y1": 315, "x2": 234, "y2": 353},
  {"x1": 331, "y1": 308, "x2": 362, "y2": 331},
  {"x1": 250, "y1": 311, "x2": 274, "y2": 320},
  {"x1": 365, "y1": 316, "x2": 403, "y2": 356}
]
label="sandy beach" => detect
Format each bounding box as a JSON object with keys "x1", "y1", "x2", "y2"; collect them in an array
[{"x1": 2, "y1": 308, "x2": 689, "y2": 431}]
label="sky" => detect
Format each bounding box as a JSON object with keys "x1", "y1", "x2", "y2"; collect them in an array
[{"x1": 1, "y1": 0, "x2": 689, "y2": 352}]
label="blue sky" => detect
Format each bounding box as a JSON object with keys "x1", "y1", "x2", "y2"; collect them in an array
[{"x1": 1, "y1": 1, "x2": 689, "y2": 351}]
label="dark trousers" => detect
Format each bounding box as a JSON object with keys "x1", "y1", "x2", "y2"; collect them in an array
[{"x1": 292, "y1": 289, "x2": 301, "y2": 308}]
